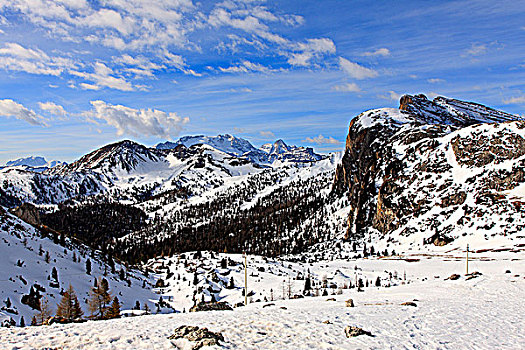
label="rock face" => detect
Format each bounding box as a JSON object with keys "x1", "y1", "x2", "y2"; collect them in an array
[
  {"x1": 334, "y1": 94, "x2": 525, "y2": 248},
  {"x1": 10, "y1": 203, "x2": 41, "y2": 226}
]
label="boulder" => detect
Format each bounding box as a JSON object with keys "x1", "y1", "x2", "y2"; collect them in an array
[
  {"x1": 400, "y1": 301, "x2": 417, "y2": 307},
  {"x1": 344, "y1": 326, "x2": 373, "y2": 337},
  {"x1": 168, "y1": 325, "x2": 224, "y2": 350},
  {"x1": 345, "y1": 298, "x2": 354, "y2": 307},
  {"x1": 44, "y1": 316, "x2": 69, "y2": 325},
  {"x1": 189, "y1": 301, "x2": 232, "y2": 313},
  {"x1": 446, "y1": 274, "x2": 460, "y2": 280}
]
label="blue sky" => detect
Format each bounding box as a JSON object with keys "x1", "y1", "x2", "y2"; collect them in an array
[{"x1": 0, "y1": 0, "x2": 524, "y2": 164}]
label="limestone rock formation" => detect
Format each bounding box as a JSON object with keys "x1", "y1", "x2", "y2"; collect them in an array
[{"x1": 334, "y1": 94, "x2": 524, "y2": 249}]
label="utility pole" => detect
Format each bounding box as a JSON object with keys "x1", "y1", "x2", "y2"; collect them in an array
[
  {"x1": 244, "y1": 252, "x2": 248, "y2": 306},
  {"x1": 466, "y1": 244, "x2": 469, "y2": 275}
]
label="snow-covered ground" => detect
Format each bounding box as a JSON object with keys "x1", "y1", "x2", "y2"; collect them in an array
[{"x1": 1, "y1": 251, "x2": 523, "y2": 349}]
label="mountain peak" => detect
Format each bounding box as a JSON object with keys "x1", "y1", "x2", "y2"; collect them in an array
[
  {"x1": 157, "y1": 134, "x2": 258, "y2": 157},
  {"x1": 399, "y1": 94, "x2": 518, "y2": 126},
  {"x1": 6, "y1": 156, "x2": 48, "y2": 167},
  {"x1": 5, "y1": 156, "x2": 65, "y2": 171}
]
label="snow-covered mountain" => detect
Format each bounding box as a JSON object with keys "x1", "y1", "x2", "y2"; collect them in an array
[
  {"x1": 3, "y1": 156, "x2": 65, "y2": 173},
  {"x1": 157, "y1": 134, "x2": 258, "y2": 157},
  {"x1": 156, "y1": 134, "x2": 326, "y2": 164},
  {"x1": 334, "y1": 94, "x2": 525, "y2": 252}
]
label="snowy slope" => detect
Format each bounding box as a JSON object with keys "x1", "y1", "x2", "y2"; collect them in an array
[
  {"x1": 0, "y1": 207, "x2": 159, "y2": 327},
  {"x1": 1, "y1": 249, "x2": 523, "y2": 349}
]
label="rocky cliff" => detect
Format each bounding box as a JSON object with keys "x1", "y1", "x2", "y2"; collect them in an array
[{"x1": 334, "y1": 94, "x2": 525, "y2": 249}]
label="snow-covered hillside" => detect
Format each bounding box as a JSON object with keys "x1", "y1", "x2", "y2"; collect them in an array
[
  {"x1": 0, "y1": 207, "x2": 159, "y2": 327},
  {"x1": 1, "y1": 249, "x2": 523, "y2": 349}
]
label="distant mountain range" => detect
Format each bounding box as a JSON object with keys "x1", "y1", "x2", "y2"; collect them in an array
[
  {"x1": 3, "y1": 156, "x2": 66, "y2": 172},
  {"x1": 156, "y1": 134, "x2": 324, "y2": 164}
]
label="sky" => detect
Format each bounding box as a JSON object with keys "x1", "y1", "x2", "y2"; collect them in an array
[{"x1": 0, "y1": 0, "x2": 524, "y2": 164}]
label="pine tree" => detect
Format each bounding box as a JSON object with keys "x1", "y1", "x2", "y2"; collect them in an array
[
  {"x1": 51, "y1": 267, "x2": 58, "y2": 282},
  {"x1": 193, "y1": 272, "x2": 198, "y2": 285},
  {"x1": 106, "y1": 297, "x2": 120, "y2": 319},
  {"x1": 56, "y1": 284, "x2": 83, "y2": 321},
  {"x1": 88, "y1": 277, "x2": 111, "y2": 319},
  {"x1": 20, "y1": 316, "x2": 25, "y2": 327},
  {"x1": 86, "y1": 259, "x2": 91, "y2": 275},
  {"x1": 303, "y1": 276, "x2": 312, "y2": 293},
  {"x1": 35, "y1": 297, "x2": 53, "y2": 325}
]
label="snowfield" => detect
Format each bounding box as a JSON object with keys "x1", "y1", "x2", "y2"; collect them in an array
[{"x1": 1, "y1": 251, "x2": 523, "y2": 349}]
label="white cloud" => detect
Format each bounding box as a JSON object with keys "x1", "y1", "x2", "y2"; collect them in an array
[
  {"x1": 462, "y1": 42, "x2": 504, "y2": 58},
  {"x1": 0, "y1": 99, "x2": 47, "y2": 126},
  {"x1": 302, "y1": 134, "x2": 340, "y2": 145},
  {"x1": 233, "y1": 127, "x2": 248, "y2": 133},
  {"x1": 0, "y1": 42, "x2": 75, "y2": 76},
  {"x1": 87, "y1": 100, "x2": 189, "y2": 138},
  {"x1": 503, "y1": 95, "x2": 525, "y2": 104},
  {"x1": 38, "y1": 101, "x2": 67, "y2": 116},
  {"x1": 70, "y1": 62, "x2": 135, "y2": 91},
  {"x1": 378, "y1": 90, "x2": 402, "y2": 101},
  {"x1": 332, "y1": 82, "x2": 361, "y2": 93},
  {"x1": 339, "y1": 57, "x2": 378, "y2": 79},
  {"x1": 259, "y1": 130, "x2": 275, "y2": 138},
  {"x1": 427, "y1": 78, "x2": 445, "y2": 83},
  {"x1": 83, "y1": 9, "x2": 136, "y2": 36},
  {"x1": 362, "y1": 48, "x2": 390, "y2": 57},
  {"x1": 463, "y1": 43, "x2": 487, "y2": 56},
  {"x1": 0, "y1": 0, "x2": 338, "y2": 82},
  {"x1": 288, "y1": 38, "x2": 336, "y2": 66},
  {"x1": 219, "y1": 60, "x2": 278, "y2": 74}
]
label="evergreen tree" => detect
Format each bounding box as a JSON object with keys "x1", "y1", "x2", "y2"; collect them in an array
[
  {"x1": 35, "y1": 297, "x2": 53, "y2": 325},
  {"x1": 86, "y1": 259, "x2": 91, "y2": 275},
  {"x1": 56, "y1": 284, "x2": 83, "y2": 321},
  {"x1": 19, "y1": 316, "x2": 25, "y2": 327},
  {"x1": 88, "y1": 277, "x2": 111, "y2": 319},
  {"x1": 106, "y1": 297, "x2": 120, "y2": 319},
  {"x1": 51, "y1": 267, "x2": 58, "y2": 282},
  {"x1": 303, "y1": 276, "x2": 312, "y2": 293},
  {"x1": 193, "y1": 273, "x2": 198, "y2": 285}
]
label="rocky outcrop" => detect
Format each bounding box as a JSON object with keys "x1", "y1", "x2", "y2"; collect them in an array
[
  {"x1": 334, "y1": 94, "x2": 524, "y2": 247},
  {"x1": 168, "y1": 325, "x2": 224, "y2": 350},
  {"x1": 10, "y1": 203, "x2": 41, "y2": 226},
  {"x1": 344, "y1": 326, "x2": 373, "y2": 337},
  {"x1": 189, "y1": 301, "x2": 233, "y2": 312}
]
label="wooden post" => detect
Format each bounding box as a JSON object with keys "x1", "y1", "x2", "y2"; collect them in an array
[
  {"x1": 466, "y1": 244, "x2": 469, "y2": 275},
  {"x1": 244, "y1": 252, "x2": 248, "y2": 306}
]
